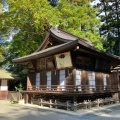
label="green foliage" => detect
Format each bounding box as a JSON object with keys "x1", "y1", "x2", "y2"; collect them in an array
[
  {"x1": 94, "y1": 0, "x2": 120, "y2": 55},
  {"x1": 15, "y1": 83, "x2": 24, "y2": 92},
  {"x1": 11, "y1": 101, "x2": 19, "y2": 104},
  {"x1": 0, "y1": 0, "x2": 104, "y2": 90},
  {"x1": 0, "y1": 3, "x2": 3, "y2": 14},
  {"x1": 0, "y1": 0, "x2": 103, "y2": 57},
  {"x1": 57, "y1": 0, "x2": 104, "y2": 50},
  {"x1": 8, "y1": 64, "x2": 27, "y2": 91},
  {"x1": 0, "y1": 0, "x2": 60, "y2": 58},
  {"x1": 0, "y1": 41, "x2": 8, "y2": 64}
]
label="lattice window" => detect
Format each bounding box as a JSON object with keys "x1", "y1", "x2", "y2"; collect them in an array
[
  {"x1": 76, "y1": 69, "x2": 81, "y2": 91},
  {"x1": 103, "y1": 73, "x2": 107, "y2": 89},
  {"x1": 59, "y1": 70, "x2": 66, "y2": 91},
  {"x1": 47, "y1": 71, "x2": 51, "y2": 90},
  {"x1": 89, "y1": 71, "x2": 95, "y2": 89},
  {"x1": 36, "y1": 73, "x2": 40, "y2": 86}
]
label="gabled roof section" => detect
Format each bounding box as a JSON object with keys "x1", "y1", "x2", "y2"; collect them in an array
[
  {"x1": 12, "y1": 28, "x2": 120, "y2": 64},
  {"x1": 35, "y1": 28, "x2": 79, "y2": 52},
  {"x1": 35, "y1": 32, "x2": 50, "y2": 52},
  {"x1": 0, "y1": 69, "x2": 15, "y2": 80},
  {"x1": 50, "y1": 28, "x2": 93, "y2": 46},
  {"x1": 12, "y1": 40, "x2": 78, "y2": 63}
]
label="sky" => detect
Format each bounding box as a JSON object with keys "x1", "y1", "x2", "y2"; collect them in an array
[{"x1": 91, "y1": 0, "x2": 100, "y2": 6}]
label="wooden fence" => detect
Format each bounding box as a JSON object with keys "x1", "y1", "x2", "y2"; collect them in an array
[{"x1": 7, "y1": 91, "x2": 23, "y2": 102}]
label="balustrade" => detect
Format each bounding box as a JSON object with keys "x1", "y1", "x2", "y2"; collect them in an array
[{"x1": 27, "y1": 85, "x2": 119, "y2": 93}]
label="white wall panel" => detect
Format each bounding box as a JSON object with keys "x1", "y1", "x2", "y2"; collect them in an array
[
  {"x1": 1, "y1": 80, "x2": 7, "y2": 91},
  {"x1": 47, "y1": 71, "x2": 51, "y2": 90},
  {"x1": 36, "y1": 73, "x2": 40, "y2": 86},
  {"x1": 76, "y1": 70, "x2": 81, "y2": 91},
  {"x1": 59, "y1": 70, "x2": 65, "y2": 90}
]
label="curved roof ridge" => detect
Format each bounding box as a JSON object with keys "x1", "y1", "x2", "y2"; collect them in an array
[
  {"x1": 50, "y1": 28, "x2": 93, "y2": 46},
  {"x1": 50, "y1": 28, "x2": 78, "y2": 41},
  {"x1": 34, "y1": 32, "x2": 50, "y2": 52}
]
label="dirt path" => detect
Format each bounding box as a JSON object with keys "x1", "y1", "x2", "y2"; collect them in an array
[{"x1": 0, "y1": 101, "x2": 120, "y2": 120}]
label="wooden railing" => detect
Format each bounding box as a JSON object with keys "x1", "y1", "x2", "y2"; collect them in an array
[{"x1": 27, "y1": 85, "x2": 119, "y2": 93}]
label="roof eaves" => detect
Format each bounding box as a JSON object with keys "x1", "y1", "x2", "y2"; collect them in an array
[
  {"x1": 78, "y1": 40, "x2": 120, "y2": 60},
  {"x1": 12, "y1": 40, "x2": 78, "y2": 63}
]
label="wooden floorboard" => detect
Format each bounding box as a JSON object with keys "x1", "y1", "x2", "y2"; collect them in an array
[{"x1": 21, "y1": 90, "x2": 119, "y2": 95}]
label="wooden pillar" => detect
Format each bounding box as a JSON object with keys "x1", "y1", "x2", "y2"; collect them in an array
[
  {"x1": 72, "y1": 69, "x2": 77, "y2": 102},
  {"x1": 118, "y1": 93, "x2": 120, "y2": 103},
  {"x1": 81, "y1": 70, "x2": 89, "y2": 91},
  {"x1": 117, "y1": 70, "x2": 120, "y2": 102},
  {"x1": 24, "y1": 93, "x2": 28, "y2": 104}
]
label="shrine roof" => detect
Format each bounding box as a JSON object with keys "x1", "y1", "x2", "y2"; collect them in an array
[
  {"x1": 12, "y1": 28, "x2": 120, "y2": 63},
  {"x1": 12, "y1": 40, "x2": 78, "y2": 63},
  {"x1": 0, "y1": 69, "x2": 15, "y2": 80}
]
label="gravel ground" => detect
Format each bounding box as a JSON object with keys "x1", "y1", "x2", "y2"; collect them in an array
[{"x1": 0, "y1": 100, "x2": 120, "y2": 120}]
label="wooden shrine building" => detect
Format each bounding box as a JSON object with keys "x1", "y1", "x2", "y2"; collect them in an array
[
  {"x1": 0, "y1": 69, "x2": 15, "y2": 100},
  {"x1": 13, "y1": 28, "x2": 120, "y2": 110}
]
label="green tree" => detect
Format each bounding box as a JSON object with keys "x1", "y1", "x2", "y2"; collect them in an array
[
  {"x1": 95, "y1": 0, "x2": 120, "y2": 55},
  {"x1": 0, "y1": 0, "x2": 103, "y2": 58},
  {"x1": 0, "y1": 44, "x2": 5, "y2": 63},
  {"x1": 0, "y1": 3, "x2": 3, "y2": 14},
  {"x1": 0, "y1": 0, "x2": 60, "y2": 57},
  {"x1": 57, "y1": 0, "x2": 103, "y2": 50},
  {"x1": 0, "y1": 0, "x2": 104, "y2": 90},
  {"x1": 0, "y1": 0, "x2": 60, "y2": 90}
]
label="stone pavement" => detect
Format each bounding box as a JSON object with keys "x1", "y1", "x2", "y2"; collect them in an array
[{"x1": 0, "y1": 100, "x2": 120, "y2": 120}]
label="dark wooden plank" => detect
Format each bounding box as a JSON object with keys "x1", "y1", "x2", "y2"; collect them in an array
[
  {"x1": 106, "y1": 74, "x2": 111, "y2": 90},
  {"x1": 81, "y1": 70, "x2": 89, "y2": 91},
  {"x1": 110, "y1": 73, "x2": 115, "y2": 89},
  {"x1": 51, "y1": 70, "x2": 57, "y2": 89},
  {"x1": 66, "y1": 69, "x2": 74, "y2": 85},
  {"x1": 43, "y1": 71, "x2": 47, "y2": 85},
  {"x1": 72, "y1": 69, "x2": 76, "y2": 86},
  {"x1": 95, "y1": 72, "x2": 103, "y2": 91},
  {"x1": 51, "y1": 70, "x2": 55, "y2": 85},
  {"x1": 51, "y1": 70, "x2": 60, "y2": 90}
]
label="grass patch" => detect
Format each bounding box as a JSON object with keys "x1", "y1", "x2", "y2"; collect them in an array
[{"x1": 11, "y1": 101, "x2": 19, "y2": 104}]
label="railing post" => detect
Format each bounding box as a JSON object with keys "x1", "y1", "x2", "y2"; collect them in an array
[
  {"x1": 97, "y1": 99, "x2": 100, "y2": 107},
  {"x1": 73, "y1": 101, "x2": 77, "y2": 111},
  {"x1": 88, "y1": 100, "x2": 91, "y2": 108},
  {"x1": 24, "y1": 93, "x2": 28, "y2": 104},
  {"x1": 55, "y1": 99, "x2": 57, "y2": 109},
  {"x1": 84, "y1": 100, "x2": 87, "y2": 109},
  {"x1": 66, "y1": 101, "x2": 69, "y2": 111},
  {"x1": 49, "y1": 99, "x2": 52, "y2": 108},
  {"x1": 40, "y1": 98, "x2": 43, "y2": 106}
]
